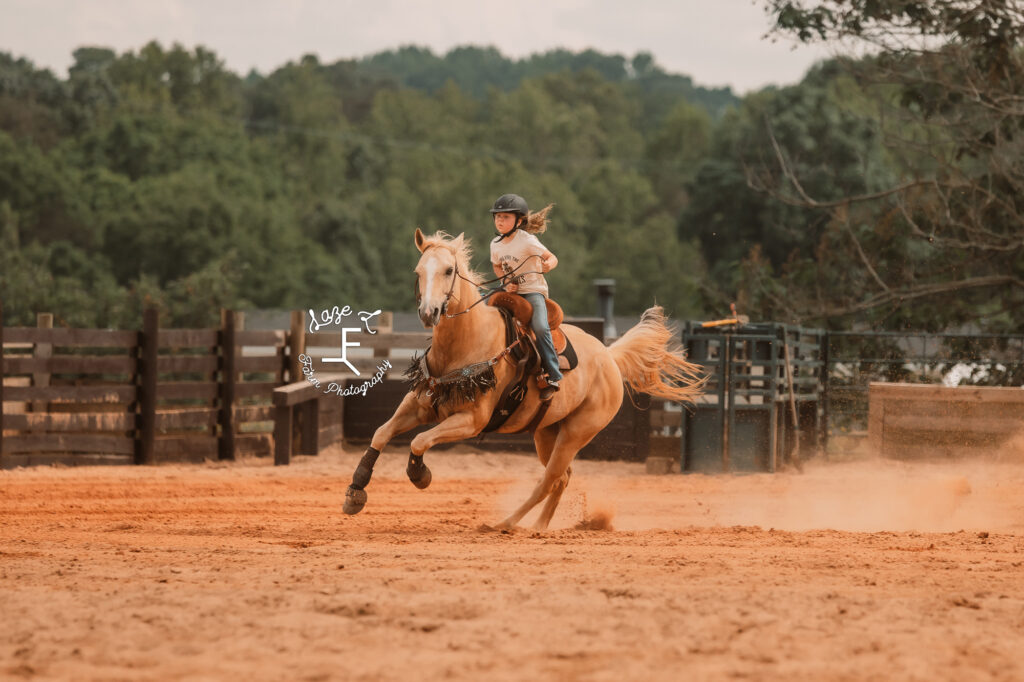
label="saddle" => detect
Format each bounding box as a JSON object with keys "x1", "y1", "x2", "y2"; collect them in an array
[
  {"x1": 487, "y1": 291, "x2": 575, "y2": 369},
  {"x1": 479, "y1": 293, "x2": 579, "y2": 434}
]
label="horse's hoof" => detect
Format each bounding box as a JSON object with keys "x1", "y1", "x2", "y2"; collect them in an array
[
  {"x1": 343, "y1": 486, "x2": 367, "y2": 515},
  {"x1": 476, "y1": 523, "x2": 514, "y2": 534},
  {"x1": 410, "y1": 465, "x2": 432, "y2": 490}
]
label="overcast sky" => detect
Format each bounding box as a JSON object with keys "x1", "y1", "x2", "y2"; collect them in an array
[{"x1": 1, "y1": 0, "x2": 836, "y2": 94}]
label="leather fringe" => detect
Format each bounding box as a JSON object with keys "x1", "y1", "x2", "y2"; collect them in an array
[{"x1": 404, "y1": 351, "x2": 498, "y2": 410}]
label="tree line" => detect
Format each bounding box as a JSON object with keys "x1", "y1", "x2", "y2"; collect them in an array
[{"x1": 1, "y1": 1, "x2": 1021, "y2": 334}]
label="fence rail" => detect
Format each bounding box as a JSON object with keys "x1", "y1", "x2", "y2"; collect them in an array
[
  {"x1": 868, "y1": 382, "x2": 1024, "y2": 459},
  {"x1": 824, "y1": 331, "x2": 1024, "y2": 439},
  {"x1": 9, "y1": 305, "x2": 1021, "y2": 470},
  {"x1": 1, "y1": 306, "x2": 285, "y2": 468}
]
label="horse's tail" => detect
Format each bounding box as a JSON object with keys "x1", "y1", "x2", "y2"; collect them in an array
[{"x1": 608, "y1": 306, "x2": 707, "y2": 405}]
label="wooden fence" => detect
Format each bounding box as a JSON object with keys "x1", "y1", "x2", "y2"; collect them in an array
[
  {"x1": 2, "y1": 306, "x2": 661, "y2": 469},
  {"x1": 868, "y1": 382, "x2": 1024, "y2": 459},
  {"x1": 1, "y1": 305, "x2": 285, "y2": 468},
  {"x1": 273, "y1": 315, "x2": 652, "y2": 465}
]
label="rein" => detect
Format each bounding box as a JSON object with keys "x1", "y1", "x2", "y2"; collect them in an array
[
  {"x1": 405, "y1": 249, "x2": 542, "y2": 409},
  {"x1": 445, "y1": 256, "x2": 545, "y2": 319},
  {"x1": 413, "y1": 250, "x2": 545, "y2": 319}
]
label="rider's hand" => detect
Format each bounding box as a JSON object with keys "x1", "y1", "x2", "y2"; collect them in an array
[{"x1": 505, "y1": 282, "x2": 519, "y2": 293}]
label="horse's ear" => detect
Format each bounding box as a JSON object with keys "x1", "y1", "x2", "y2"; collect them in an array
[
  {"x1": 453, "y1": 232, "x2": 465, "y2": 249},
  {"x1": 414, "y1": 227, "x2": 426, "y2": 253}
]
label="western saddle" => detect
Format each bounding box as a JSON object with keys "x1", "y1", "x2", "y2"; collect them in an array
[
  {"x1": 486, "y1": 291, "x2": 572, "y2": 360},
  {"x1": 479, "y1": 291, "x2": 578, "y2": 435}
]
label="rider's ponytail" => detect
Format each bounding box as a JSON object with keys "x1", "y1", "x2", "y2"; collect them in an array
[{"x1": 524, "y1": 203, "x2": 554, "y2": 235}]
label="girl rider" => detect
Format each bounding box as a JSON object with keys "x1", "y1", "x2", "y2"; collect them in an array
[{"x1": 489, "y1": 193, "x2": 563, "y2": 401}]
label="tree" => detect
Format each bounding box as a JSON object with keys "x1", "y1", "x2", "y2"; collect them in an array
[
  {"x1": 0, "y1": 42, "x2": 728, "y2": 327},
  {"x1": 758, "y1": 0, "x2": 1024, "y2": 330},
  {"x1": 646, "y1": 99, "x2": 712, "y2": 215},
  {"x1": 0, "y1": 53, "x2": 70, "y2": 147},
  {"x1": 680, "y1": 62, "x2": 893, "y2": 320}
]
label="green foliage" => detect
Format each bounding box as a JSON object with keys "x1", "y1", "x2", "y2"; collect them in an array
[
  {"x1": 0, "y1": 43, "x2": 726, "y2": 328},
  {"x1": 21, "y1": 31, "x2": 1014, "y2": 334},
  {"x1": 755, "y1": 0, "x2": 1024, "y2": 331},
  {"x1": 360, "y1": 46, "x2": 738, "y2": 117},
  {"x1": 25, "y1": 29, "x2": 1017, "y2": 335},
  {"x1": 685, "y1": 62, "x2": 892, "y2": 267}
]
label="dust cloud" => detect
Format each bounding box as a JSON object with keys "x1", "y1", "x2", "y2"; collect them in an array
[{"x1": 551, "y1": 457, "x2": 1024, "y2": 534}]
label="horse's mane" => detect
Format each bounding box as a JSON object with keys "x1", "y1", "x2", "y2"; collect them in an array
[{"x1": 419, "y1": 230, "x2": 485, "y2": 286}]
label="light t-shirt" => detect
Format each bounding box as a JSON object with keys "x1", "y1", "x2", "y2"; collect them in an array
[{"x1": 490, "y1": 229, "x2": 549, "y2": 297}]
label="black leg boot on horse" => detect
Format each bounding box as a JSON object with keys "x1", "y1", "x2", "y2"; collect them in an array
[
  {"x1": 343, "y1": 448, "x2": 432, "y2": 515},
  {"x1": 344, "y1": 446, "x2": 432, "y2": 509},
  {"x1": 344, "y1": 446, "x2": 381, "y2": 515},
  {"x1": 406, "y1": 452, "x2": 432, "y2": 489},
  {"x1": 342, "y1": 386, "x2": 433, "y2": 515}
]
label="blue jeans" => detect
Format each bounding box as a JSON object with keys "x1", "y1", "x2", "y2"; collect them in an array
[{"x1": 520, "y1": 292, "x2": 564, "y2": 382}]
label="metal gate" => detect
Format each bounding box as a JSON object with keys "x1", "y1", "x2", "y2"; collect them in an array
[{"x1": 680, "y1": 323, "x2": 825, "y2": 473}]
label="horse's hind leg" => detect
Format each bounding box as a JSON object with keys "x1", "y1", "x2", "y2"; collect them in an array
[
  {"x1": 498, "y1": 391, "x2": 618, "y2": 530},
  {"x1": 533, "y1": 466, "x2": 571, "y2": 531},
  {"x1": 530, "y1": 424, "x2": 567, "y2": 531},
  {"x1": 497, "y1": 427, "x2": 588, "y2": 530},
  {"x1": 534, "y1": 423, "x2": 559, "y2": 466}
]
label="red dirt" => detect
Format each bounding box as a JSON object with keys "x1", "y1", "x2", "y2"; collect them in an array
[{"x1": 2, "y1": 445, "x2": 1023, "y2": 681}]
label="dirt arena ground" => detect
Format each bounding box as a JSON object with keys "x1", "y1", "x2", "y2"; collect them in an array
[{"x1": 2, "y1": 444, "x2": 1023, "y2": 682}]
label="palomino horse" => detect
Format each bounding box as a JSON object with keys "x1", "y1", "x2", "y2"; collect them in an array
[{"x1": 343, "y1": 228, "x2": 704, "y2": 530}]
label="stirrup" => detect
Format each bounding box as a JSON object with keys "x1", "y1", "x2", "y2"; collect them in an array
[{"x1": 539, "y1": 379, "x2": 560, "y2": 401}]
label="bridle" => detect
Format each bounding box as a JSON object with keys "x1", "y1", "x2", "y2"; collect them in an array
[
  {"x1": 409, "y1": 247, "x2": 546, "y2": 400},
  {"x1": 413, "y1": 247, "x2": 461, "y2": 316}
]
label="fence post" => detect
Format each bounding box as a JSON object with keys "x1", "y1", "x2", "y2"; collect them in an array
[
  {"x1": 1, "y1": 299, "x2": 4, "y2": 458},
  {"x1": 219, "y1": 309, "x2": 236, "y2": 460},
  {"x1": 274, "y1": 402, "x2": 291, "y2": 466},
  {"x1": 288, "y1": 310, "x2": 306, "y2": 454},
  {"x1": 298, "y1": 399, "x2": 320, "y2": 455},
  {"x1": 137, "y1": 307, "x2": 158, "y2": 465},
  {"x1": 288, "y1": 310, "x2": 305, "y2": 382},
  {"x1": 820, "y1": 331, "x2": 830, "y2": 459},
  {"x1": 32, "y1": 313, "x2": 53, "y2": 426},
  {"x1": 374, "y1": 311, "x2": 393, "y2": 363}
]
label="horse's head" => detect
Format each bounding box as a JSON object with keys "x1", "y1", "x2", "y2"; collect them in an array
[{"x1": 414, "y1": 227, "x2": 466, "y2": 328}]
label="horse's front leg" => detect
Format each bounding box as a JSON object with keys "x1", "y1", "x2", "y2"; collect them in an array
[
  {"x1": 405, "y1": 410, "x2": 483, "y2": 490},
  {"x1": 343, "y1": 391, "x2": 427, "y2": 515}
]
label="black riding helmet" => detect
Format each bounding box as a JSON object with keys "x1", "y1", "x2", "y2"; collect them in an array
[
  {"x1": 490, "y1": 193, "x2": 528, "y2": 241},
  {"x1": 490, "y1": 193, "x2": 529, "y2": 217}
]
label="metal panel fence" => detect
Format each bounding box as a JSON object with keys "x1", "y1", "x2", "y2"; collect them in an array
[
  {"x1": 676, "y1": 326, "x2": 1024, "y2": 470},
  {"x1": 680, "y1": 323, "x2": 826, "y2": 473},
  {"x1": 824, "y1": 331, "x2": 1024, "y2": 439}
]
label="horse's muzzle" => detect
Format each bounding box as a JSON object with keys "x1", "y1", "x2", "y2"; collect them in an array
[{"x1": 419, "y1": 305, "x2": 441, "y2": 328}]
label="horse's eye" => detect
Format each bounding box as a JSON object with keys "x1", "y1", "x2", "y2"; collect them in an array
[{"x1": 445, "y1": 267, "x2": 453, "y2": 276}]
